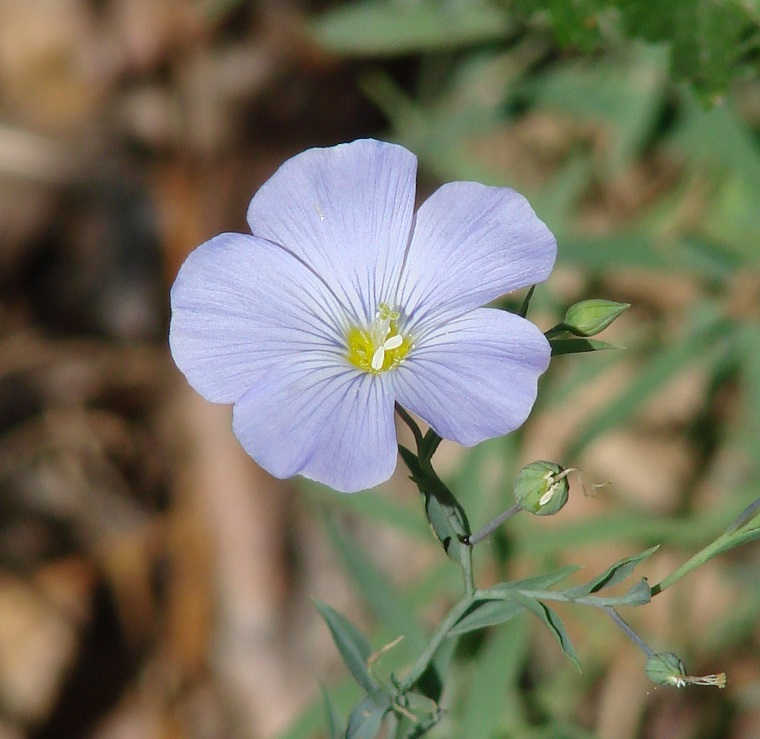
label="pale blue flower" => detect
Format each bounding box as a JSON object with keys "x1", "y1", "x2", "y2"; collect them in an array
[{"x1": 169, "y1": 139, "x2": 556, "y2": 493}]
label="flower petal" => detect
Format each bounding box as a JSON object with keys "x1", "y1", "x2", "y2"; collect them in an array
[
  {"x1": 169, "y1": 233, "x2": 349, "y2": 404},
  {"x1": 246, "y1": 139, "x2": 417, "y2": 323},
  {"x1": 392, "y1": 308, "x2": 550, "y2": 445},
  {"x1": 396, "y1": 182, "x2": 556, "y2": 329},
  {"x1": 232, "y1": 362, "x2": 397, "y2": 493}
]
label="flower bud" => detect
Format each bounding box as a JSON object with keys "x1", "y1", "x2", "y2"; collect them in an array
[
  {"x1": 563, "y1": 299, "x2": 629, "y2": 337},
  {"x1": 514, "y1": 461, "x2": 569, "y2": 516}
]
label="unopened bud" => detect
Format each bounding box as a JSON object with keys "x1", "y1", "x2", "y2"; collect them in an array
[
  {"x1": 514, "y1": 461, "x2": 570, "y2": 516},
  {"x1": 563, "y1": 299, "x2": 629, "y2": 337}
]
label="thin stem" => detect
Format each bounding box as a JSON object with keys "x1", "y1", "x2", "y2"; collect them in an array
[
  {"x1": 651, "y1": 535, "x2": 728, "y2": 596},
  {"x1": 461, "y1": 541, "x2": 475, "y2": 598},
  {"x1": 651, "y1": 496, "x2": 760, "y2": 596},
  {"x1": 603, "y1": 606, "x2": 654, "y2": 657},
  {"x1": 395, "y1": 403, "x2": 424, "y2": 452},
  {"x1": 467, "y1": 503, "x2": 522, "y2": 545},
  {"x1": 399, "y1": 595, "x2": 475, "y2": 692}
]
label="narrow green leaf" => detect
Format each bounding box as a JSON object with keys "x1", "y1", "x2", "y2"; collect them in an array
[
  {"x1": 315, "y1": 601, "x2": 377, "y2": 693},
  {"x1": 310, "y1": 0, "x2": 513, "y2": 57},
  {"x1": 740, "y1": 324, "x2": 760, "y2": 477},
  {"x1": 482, "y1": 565, "x2": 582, "y2": 597},
  {"x1": 320, "y1": 684, "x2": 343, "y2": 739},
  {"x1": 447, "y1": 597, "x2": 525, "y2": 636},
  {"x1": 513, "y1": 594, "x2": 580, "y2": 670},
  {"x1": 567, "y1": 546, "x2": 660, "y2": 596},
  {"x1": 550, "y1": 338, "x2": 622, "y2": 356},
  {"x1": 521, "y1": 579, "x2": 652, "y2": 608},
  {"x1": 346, "y1": 691, "x2": 392, "y2": 739}
]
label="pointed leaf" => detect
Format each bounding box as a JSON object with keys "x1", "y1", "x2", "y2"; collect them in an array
[
  {"x1": 550, "y1": 337, "x2": 622, "y2": 356},
  {"x1": 567, "y1": 546, "x2": 659, "y2": 597},
  {"x1": 513, "y1": 594, "x2": 580, "y2": 671},
  {"x1": 346, "y1": 691, "x2": 392, "y2": 739},
  {"x1": 447, "y1": 596, "x2": 525, "y2": 637},
  {"x1": 482, "y1": 565, "x2": 581, "y2": 597},
  {"x1": 315, "y1": 601, "x2": 377, "y2": 693}
]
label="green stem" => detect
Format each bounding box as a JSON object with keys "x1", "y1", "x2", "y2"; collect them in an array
[
  {"x1": 396, "y1": 403, "x2": 424, "y2": 451},
  {"x1": 400, "y1": 596, "x2": 475, "y2": 692},
  {"x1": 651, "y1": 496, "x2": 760, "y2": 596},
  {"x1": 603, "y1": 606, "x2": 654, "y2": 657},
  {"x1": 651, "y1": 534, "x2": 730, "y2": 596},
  {"x1": 468, "y1": 503, "x2": 522, "y2": 545},
  {"x1": 461, "y1": 541, "x2": 475, "y2": 598}
]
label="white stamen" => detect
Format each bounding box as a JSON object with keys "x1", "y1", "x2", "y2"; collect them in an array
[
  {"x1": 539, "y1": 486, "x2": 556, "y2": 506},
  {"x1": 371, "y1": 346, "x2": 385, "y2": 371},
  {"x1": 384, "y1": 335, "x2": 403, "y2": 351}
]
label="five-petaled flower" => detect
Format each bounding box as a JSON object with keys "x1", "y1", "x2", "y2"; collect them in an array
[{"x1": 169, "y1": 139, "x2": 556, "y2": 493}]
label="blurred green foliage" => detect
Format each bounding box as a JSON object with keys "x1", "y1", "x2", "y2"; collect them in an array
[{"x1": 281, "y1": 1, "x2": 760, "y2": 736}]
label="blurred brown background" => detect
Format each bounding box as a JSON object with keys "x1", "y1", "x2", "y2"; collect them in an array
[{"x1": 0, "y1": 1, "x2": 389, "y2": 736}]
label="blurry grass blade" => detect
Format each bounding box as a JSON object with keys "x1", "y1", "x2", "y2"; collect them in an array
[
  {"x1": 280, "y1": 679, "x2": 361, "y2": 739},
  {"x1": 306, "y1": 479, "x2": 430, "y2": 540},
  {"x1": 566, "y1": 308, "x2": 731, "y2": 457},
  {"x1": 458, "y1": 619, "x2": 531, "y2": 738},
  {"x1": 346, "y1": 691, "x2": 392, "y2": 739},
  {"x1": 321, "y1": 684, "x2": 344, "y2": 739},
  {"x1": 513, "y1": 594, "x2": 580, "y2": 670},
  {"x1": 672, "y1": 88, "x2": 760, "y2": 189},
  {"x1": 310, "y1": 0, "x2": 513, "y2": 56},
  {"x1": 315, "y1": 601, "x2": 378, "y2": 693},
  {"x1": 567, "y1": 546, "x2": 660, "y2": 596},
  {"x1": 323, "y1": 516, "x2": 428, "y2": 657},
  {"x1": 534, "y1": 154, "x2": 594, "y2": 228},
  {"x1": 740, "y1": 324, "x2": 760, "y2": 476},
  {"x1": 559, "y1": 232, "x2": 671, "y2": 270},
  {"x1": 526, "y1": 45, "x2": 667, "y2": 175}
]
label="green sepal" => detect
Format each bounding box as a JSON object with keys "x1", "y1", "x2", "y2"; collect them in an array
[{"x1": 398, "y1": 445, "x2": 471, "y2": 562}]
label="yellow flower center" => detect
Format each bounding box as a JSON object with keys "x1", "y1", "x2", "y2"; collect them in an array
[{"x1": 346, "y1": 303, "x2": 412, "y2": 374}]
